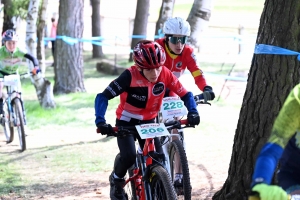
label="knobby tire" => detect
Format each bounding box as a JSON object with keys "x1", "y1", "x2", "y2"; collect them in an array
[
  {"x1": 13, "y1": 98, "x2": 26, "y2": 151},
  {"x1": 169, "y1": 139, "x2": 192, "y2": 199},
  {"x1": 125, "y1": 165, "x2": 138, "y2": 200},
  {"x1": 149, "y1": 165, "x2": 177, "y2": 200}
]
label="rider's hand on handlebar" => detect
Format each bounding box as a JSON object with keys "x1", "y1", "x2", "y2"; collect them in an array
[
  {"x1": 97, "y1": 123, "x2": 114, "y2": 135},
  {"x1": 252, "y1": 183, "x2": 288, "y2": 200},
  {"x1": 187, "y1": 112, "x2": 200, "y2": 126},
  {"x1": 31, "y1": 66, "x2": 41, "y2": 75},
  {"x1": 203, "y1": 86, "x2": 215, "y2": 101}
]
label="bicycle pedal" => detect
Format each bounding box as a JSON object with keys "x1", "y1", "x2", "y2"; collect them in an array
[{"x1": 175, "y1": 187, "x2": 184, "y2": 196}]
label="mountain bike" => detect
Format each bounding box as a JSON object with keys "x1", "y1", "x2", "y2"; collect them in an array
[
  {"x1": 158, "y1": 93, "x2": 211, "y2": 199},
  {"x1": 1, "y1": 74, "x2": 28, "y2": 152},
  {"x1": 97, "y1": 120, "x2": 193, "y2": 200}
]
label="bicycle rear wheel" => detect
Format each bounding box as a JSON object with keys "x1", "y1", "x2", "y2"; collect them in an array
[
  {"x1": 149, "y1": 165, "x2": 177, "y2": 200},
  {"x1": 113, "y1": 153, "x2": 137, "y2": 200},
  {"x1": 2, "y1": 101, "x2": 14, "y2": 143},
  {"x1": 125, "y1": 165, "x2": 138, "y2": 200},
  {"x1": 169, "y1": 139, "x2": 192, "y2": 199},
  {"x1": 13, "y1": 98, "x2": 26, "y2": 151}
]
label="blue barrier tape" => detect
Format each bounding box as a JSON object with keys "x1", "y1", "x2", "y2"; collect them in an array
[{"x1": 254, "y1": 44, "x2": 300, "y2": 61}]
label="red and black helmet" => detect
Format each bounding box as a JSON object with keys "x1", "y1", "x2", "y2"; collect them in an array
[{"x1": 133, "y1": 40, "x2": 166, "y2": 69}]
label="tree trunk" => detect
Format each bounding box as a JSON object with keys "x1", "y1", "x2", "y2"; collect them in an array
[
  {"x1": 53, "y1": 0, "x2": 85, "y2": 94},
  {"x1": 36, "y1": 0, "x2": 48, "y2": 76},
  {"x1": 26, "y1": 0, "x2": 56, "y2": 108},
  {"x1": 91, "y1": 0, "x2": 104, "y2": 58},
  {"x1": 2, "y1": 0, "x2": 14, "y2": 33},
  {"x1": 213, "y1": 1, "x2": 300, "y2": 199},
  {"x1": 154, "y1": 0, "x2": 175, "y2": 40},
  {"x1": 186, "y1": 0, "x2": 213, "y2": 48},
  {"x1": 128, "y1": 0, "x2": 150, "y2": 62}
]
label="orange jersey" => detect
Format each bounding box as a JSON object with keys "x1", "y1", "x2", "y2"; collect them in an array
[{"x1": 156, "y1": 38, "x2": 207, "y2": 91}]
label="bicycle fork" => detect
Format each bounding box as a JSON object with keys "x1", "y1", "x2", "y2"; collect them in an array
[{"x1": 137, "y1": 154, "x2": 151, "y2": 200}]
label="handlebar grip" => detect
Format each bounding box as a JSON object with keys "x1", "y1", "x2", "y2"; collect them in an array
[
  {"x1": 180, "y1": 119, "x2": 188, "y2": 125},
  {"x1": 96, "y1": 127, "x2": 119, "y2": 134},
  {"x1": 194, "y1": 94, "x2": 204, "y2": 101}
]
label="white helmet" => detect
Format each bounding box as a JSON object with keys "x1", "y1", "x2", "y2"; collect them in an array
[{"x1": 163, "y1": 17, "x2": 191, "y2": 36}]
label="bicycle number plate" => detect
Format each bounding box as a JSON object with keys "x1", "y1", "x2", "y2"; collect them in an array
[
  {"x1": 135, "y1": 123, "x2": 169, "y2": 139},
  {"x1": 3, "y1": 74, "x2": 20, "y2": 87},
  {"x1": 160, "y1": 97, "x2": 187, "y2": 120}
]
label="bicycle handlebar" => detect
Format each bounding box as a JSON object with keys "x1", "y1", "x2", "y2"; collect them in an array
[
  {"x1": 96, "y1": 119, "x2": 190, "y2": 136},
  {"x1": 194, "y1": 93, "x2": 212, "y2": 105}
]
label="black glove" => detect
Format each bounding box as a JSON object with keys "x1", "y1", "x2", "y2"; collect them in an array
[
  {"x1": 203, "y1": 86, "x2": 215, "y2": 101},
  {"x1": 97, "y1": 123, "x2": 114, "y2": 135},
  {"x1": 187, "y1": 112, "x2": 200, "y2": 126}
]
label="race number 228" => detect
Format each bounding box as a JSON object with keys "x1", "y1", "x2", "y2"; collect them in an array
[{"x1": 163, "y1": 102, "x2": 183, "y2": 110}]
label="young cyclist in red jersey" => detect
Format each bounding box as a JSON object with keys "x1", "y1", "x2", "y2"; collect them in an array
[
  {"x1": 94, "y1": 40, "x2": 200, "y2": 200},
  {"x1": 156, "y1": 17, "x2": 215, "y2": 101},
  {"x1": 156, "y1": 17, "x2": 215, "y2": 189}
]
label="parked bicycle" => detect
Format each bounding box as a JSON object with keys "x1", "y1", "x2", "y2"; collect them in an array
[
  {"x1": 1, "y1": 73, "x2": 28, "y2": 152},
  {"x1": 157, "y1": 93, "x2": 211, "y2": 199},
  {"x1": 97, "y1": 119, "x2": 195, "y2": 200}
]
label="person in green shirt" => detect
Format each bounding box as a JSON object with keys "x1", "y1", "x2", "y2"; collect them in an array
[
  {"x1": 0, "y1": 29, "x2": 40, "y2": 114},
  {"x1": 250, "y1": 84, "x2": 300, "y2": 199}
]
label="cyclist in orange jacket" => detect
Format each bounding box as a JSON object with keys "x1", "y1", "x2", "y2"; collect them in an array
[
  {"x1": 156, "y1": 17, "x2": 215, "y2": 189},
  {"x1": 156, "y1": 17, "x2": 215, "y2": 100}
]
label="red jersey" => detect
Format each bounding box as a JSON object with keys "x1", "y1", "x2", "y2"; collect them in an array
[
  {"x1": 102, "y1": 65, "x2": 188, "y2": 121},
  {"x1": 156, "y1": 38, "x2": 207, "y2": 91}
]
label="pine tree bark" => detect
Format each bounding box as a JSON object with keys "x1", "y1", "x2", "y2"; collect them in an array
[
  {"x1": 53, "y1": 0, "x2": 86, "y2": 94},
  {"x1": 154, "y1": 0, "x2": 175, "y2": 39},
  {"x1": 36, "y1": 0, "x2": 48, "y2": 75},
  {"x1": 186, "y1": 0, "x2": 212, "y2": 47},
  {"x1": 2, "y1": 0, "x2": 14, "y2": 33},
  {"x1": 26, "y1": 0, "x2": 56, "y2": 108},
  {"x1": 128, "y1": 0, "x2": 150, "y2": 62},
  {"x1": 213, "y1": 1, "x2": 300, "y2": 199},
  {"x1": 91, "y1": 0, "x2": 104, "y2": 58}
]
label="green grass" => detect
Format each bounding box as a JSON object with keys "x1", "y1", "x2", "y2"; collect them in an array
[{"x1": 0, "y1": 163, "x2": 25, "y2": 194}]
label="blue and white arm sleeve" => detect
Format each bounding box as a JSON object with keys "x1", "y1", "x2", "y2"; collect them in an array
[{"x1": 251, "y1": 142, "x2": 284, "y2": 187}]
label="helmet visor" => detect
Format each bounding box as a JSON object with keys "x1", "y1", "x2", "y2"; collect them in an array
[{"x1": 169, "y1": 36, "x2": 187, "y2": 44}]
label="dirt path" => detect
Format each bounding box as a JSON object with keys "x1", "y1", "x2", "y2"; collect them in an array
[
  {"x1": 0, "y1": 104, "x2": 241, "y2": 200},
  {"x1": 0, "y1": 80, "x2": 246, "y2": 200}
]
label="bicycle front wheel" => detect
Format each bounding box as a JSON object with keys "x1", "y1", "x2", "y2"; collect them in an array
[
  {"x1": 13, "y1": 98, "x2": 26, "y2": 151},
  {"x1": 2, "y1": 100, "x2": 14, "y2": 143},
  {"x1": 149, "y1": 165, "x2": 177, "y2": 200},
  {"x1": 169, "y1": 139, "x2": 192, "y2": 199}
]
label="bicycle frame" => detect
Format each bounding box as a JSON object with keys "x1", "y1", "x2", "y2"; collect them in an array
[
  {"x1": 126, "y1": 137, "x2": 158, "y2": 200},
  {"x1": 1, "y1": 74, "x2": 28, "y2": 151},
  {"x1": 97, "y1": 120, "x2": 185, "y2": 200}
]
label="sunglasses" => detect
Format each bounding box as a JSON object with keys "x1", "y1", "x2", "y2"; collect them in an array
[{"x1": 169, "y1": 36, "x2": 187, "y2": 44}]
